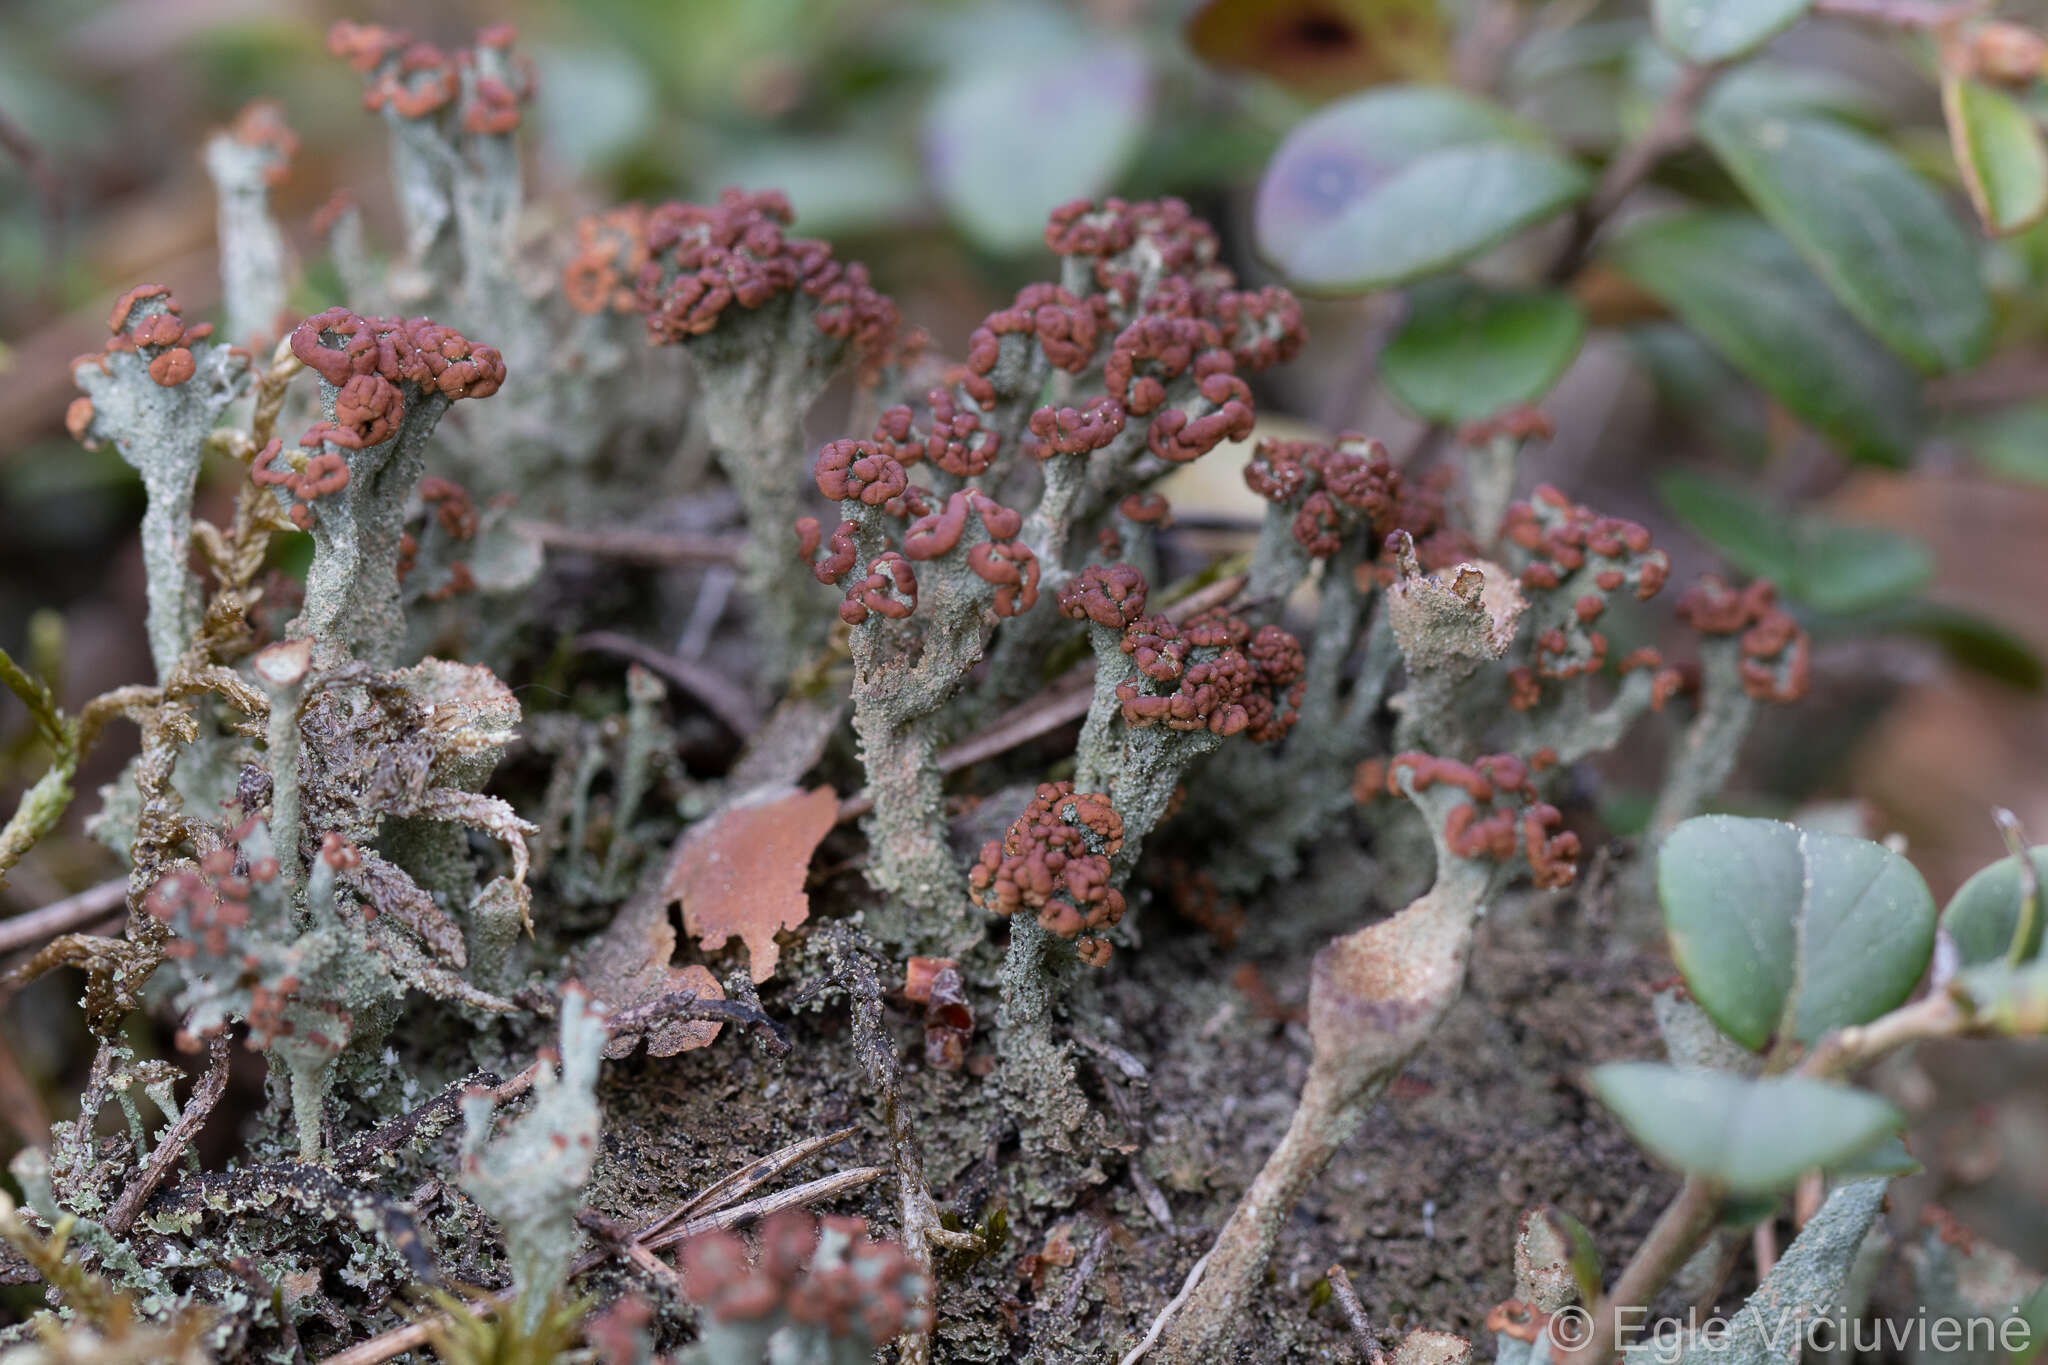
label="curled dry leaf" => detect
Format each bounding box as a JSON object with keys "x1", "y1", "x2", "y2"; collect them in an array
[
  {"x1": 666, "y1": 783, "x2": 838, "y2": 985},
  {"x1": 579, "y1": 871, "x2": 728, "y2": 1059}
]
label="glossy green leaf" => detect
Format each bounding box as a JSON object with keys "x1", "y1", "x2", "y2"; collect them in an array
[
  {"x1": 1628, "y1": 323, "x2": 1771, "y2": 457},
  {"x1": 1612, "y1": 214, "x2": 1924, "y2": 465},
  {"x1": 1956, "y1": 957, "x2": 2048, "y2": 1035},
  {"x1": 1653, "y1": 0, "x2": 1810, "y2": 64},
  {"x1": 1828, "y1": 1133, "x2": 1923, "y2": 1181},
  {"x1": 1659, "y1": 816, "x2": 1938, "y2": 1050},
  {"x1": 1829, "y1": 599, "x2": 2047, "y2": 691},
  {"x1": 1955, "y1": 399, "x2": 2048, "y2": 487},
  {"x1": 923, "y1": 40, "x2": 1152, "y2": 253},
  {"x1": 1945, "y1": 76, "x2": 2048, "y2": 236},
  {"x1": 1943, "y1": 847, "x2": 2048, "y2": 966},
  {"x1": 1656, "y1": 471, "x2": 1935, "y2": 612},
  {"x1": 1380, "y1": 280, "x2": 1586, "y2": 424},
  {"x1": 1591, "y1": 1063, "x2": 1903, "y2": 1192},
  {"x1": 1255, "y1": 86, "x2": 1589, "y2": 293},
  {"x1": 1699, "y1": 106, "x2": 1990, "y2": 373}
]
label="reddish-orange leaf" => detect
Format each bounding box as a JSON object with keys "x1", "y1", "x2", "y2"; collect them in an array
[
  {"x1": 1185, "y1": 0, "x2": 1447, "y2": 100},
  {"x1": 667, "y1": 784, "x2": 838, "y2": 984}
]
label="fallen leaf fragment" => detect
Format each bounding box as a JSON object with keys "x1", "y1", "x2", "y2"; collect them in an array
[
  {"x1": 578, "y1": 870, "x2": 727, "y2": 1058},
  {"x1": 667, "y1": 784, "x2": 837, "y2": 984}
]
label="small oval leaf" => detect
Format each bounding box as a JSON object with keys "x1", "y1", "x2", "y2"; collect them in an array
[
  {"x1": 1591, "y1": 1062, "x2": 1904, "y2": 1192},
  {"x1": 1381, "y1": 279, "x2": 1586, "y2": 424},
  {"x1": 1659, "y1": 815, "x2": 1937, "y2": 1050},
  {"x1": 1698, "y1": 106, "x2": 1990, "y2": 373},
  {"x1": 1256, "y1": 85, "x2": 1589, "y2": 293},
  {"x1": 924, "y1": 41, "x2": 1152, "y2": 253},
  {"x1": 1612, "y1": 213, "x2": 1925, "y2": 466},
  {"x1": 1944, "y1": 75, "x2": 2048, "y2": 237},
  {"x1": 1656, "y1": 469, "x2": 1936, "y2": 611},
  {"x1": 1653, "y1": 0, "x2": 1811, "y2": 65},
  {"x1": 1943, "y1": 847, "x2": 2048, "y2": 966}
]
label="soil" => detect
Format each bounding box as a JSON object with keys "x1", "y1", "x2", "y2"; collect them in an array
[{"x1": 579, "y1": 832, "x2": 1677, "y2": 1363}]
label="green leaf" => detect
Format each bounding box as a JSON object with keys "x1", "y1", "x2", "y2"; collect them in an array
[
  {"x1": 1380, "y1": 279, "x2": 1586, "y2": 424},
  {"x1": 1653, "y1": 0, "x2": 1810, "y2": 65},
  {"x1": 2014, "y1": 1284, "x2": 2048, "y2": 1365},
  {"x1": 1954, "y1": 399, "x2": 2048, "y2": 487},
  {"x1": 1611, "y1": 214, "x2": 1924, "y2": 465},
  {"x1": 1540, "y1": 1206, "x2": 1604, "y2": 1308},
  {"x1": 1590, "y1": 1063, "x2": 1903, "y2": 1192},
  {"x1": 1956, "y1": 957, "x2": 2048, "y2": 1035},
  {"x1": 1656, "y1": 470, "x2": 1935, "y2": 611},
  {"x1": 1826, "y1": 599, "x2": 2046, "y2": 691},
  {"x1": 1828, "y1": 1133, "x2": 1923, "y2": 1181},
  {"x1": 1698, "y1": 106, "x2": 1990, "y2": 373},
  {"x1": 923, "y1": 39, "x2": 1152, "y2": 254},
  {"x1": 1791, "y1": 523, "x2": 1937, "y2": 613},
  {"x1": 1659, "y1": 815, "x2": 1938, "y2": 1050},
  {"x1": 1945, "y1": 76, "x2": 2048, "y2": 237},
  {"x1": 1627, "y1": 323, "x2": 1772, "y2": 458},
  {"x1": 1255, "y1": 85, "x2": 1589, "y2": 293},
  {"x1": 1943, "y1": 847, "x2": 2048, "y2": 965}
]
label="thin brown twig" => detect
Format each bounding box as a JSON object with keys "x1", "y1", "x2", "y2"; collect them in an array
[
  {"x1": 104, "y1": 1034, "x2": 230, "y2": 1236},
  {"x1": 0, "y1": 1025, "x2": 50, "y2": 1148},
  {"x1": 1326, "y1": 1264, "x2": 1387, "y2": 1365},
  {"x1": 573, "y1": 631, "x2": 763, "y2": 736},
  {"x1": 1058, "y1": 1223, "x2": 1117, "y2": 1319},
  {"x1": 1812, "y1": 0, "x2": 1984, "y2": 29},
  {"x1": 1751, "y1": 1219, "x2": 1779, "y2": 1279},
  {"x1": 1568, "y1": 1174, "x2": 1723, "y2": 1365},
  {"x1": 604, "y1": 986, "x2": 791, "y2": 1056},
  {"x1": 637, "y1": 1124, "x2": 858, "y2": 1243},
  {"x1": 638, "y1": 1166, "x2": 887, "y2": 1252},
  {"x1": 576, "y1": 1209, "x2": 687, "y2": 1297},
  {"x1": 1549, "y1": 60, "x2": 1720, "y2": 284},
  {"x1": 314, "y1": 1157, "x2": 881, "y2": 1365},
  {"x1": 0, "y1": 877, "x2": 126, "y2": 956}
]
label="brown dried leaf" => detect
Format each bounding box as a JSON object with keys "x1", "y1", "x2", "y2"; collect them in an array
[
  {"x1": 579, "y1": 878, "x2": 725, "y2": 1058},
  {"x1": 341, "y1": 849, "x2": 467, "y2": 967},
  {"x1": 578, "y1": 850, "x2": 727, "y2": 1059},
  {"x1": 666, "y1": 785, "x2": 837, "y2": 984}
]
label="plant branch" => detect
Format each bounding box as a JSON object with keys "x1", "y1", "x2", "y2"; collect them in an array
[
  {"x1": 1812, "y1": 0, "x2": 1985, "y2": 29},
  {"x1": 1568, "y1": 1174, "x2": 1724, "y2": 1365},
  {"x1": 104, "y1": 1034, "x2": 231, "y2": 1235},
  {"x1": 0, "y1": 877, "x2": 126, "y2": 956},
  {"x1": 1795, "y1": 989, "x2": 1969, "y2": 1080},
  {"x1": 1549, "y1": 61, "x2": 1720, "y2": 283},
  {"x1": 1328, "y1": 1264, "x2": 1387, "y2": 1365}
]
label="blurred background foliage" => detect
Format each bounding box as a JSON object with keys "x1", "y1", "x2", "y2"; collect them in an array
[
  {"x1": 4, "y1": 0, "x2": 2048, "y2": 902},
  {"x1": 2, "y1": 0, "x2": 2048, "y2": 1293}
]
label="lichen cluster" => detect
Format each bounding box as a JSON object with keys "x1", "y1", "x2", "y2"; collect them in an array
[{"x1": 4, "y1": 15, "x2": 2039, "y2": 1365}]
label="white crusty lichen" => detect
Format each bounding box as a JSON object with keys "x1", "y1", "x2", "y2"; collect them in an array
[
  {"x1": 458, "y1": 985, "x2": 606, "y2": 1328},
  {"x1": 68, "y1": 287, "x2": 251, "y2": 681},
  {"x1": 260, "y1": 308, "x2": 505, "y2": 667},
  {"x1": 202, "y1": 100, "x2": 296, "y2": 351}
]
